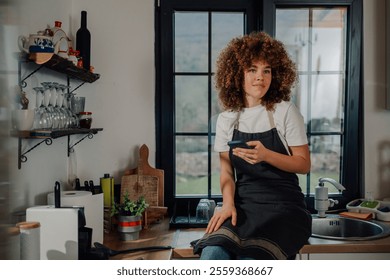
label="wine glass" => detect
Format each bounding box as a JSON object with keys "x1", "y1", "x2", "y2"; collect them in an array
[
  {"x1": 54, "y1": 83, "x2": 66, "y2": 129},
  {"x1": 33, "y1": 87, "x2": 51, "y2": 129},
  {"x1": 61, "y1": 85, "x2": 78, "y2": 128},
  {"x1": 42, "y1": 82, "x2": 60, "y2": 129},
  {"x1": 32, "y1": 87, "x2": 44, "y2": 129}
]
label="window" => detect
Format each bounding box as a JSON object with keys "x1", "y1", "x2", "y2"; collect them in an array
[{"x1": 156, "y1": 0, "x2": 362, "y2": 215}]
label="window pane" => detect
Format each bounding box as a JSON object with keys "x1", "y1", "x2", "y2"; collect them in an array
[
  {"x1": 175, "y1": 12, "x2": 208, "y2": 72},
  {"x1": 275, "y1": 9, "x2": 309, "y2": 72},
  {"x1": 312, "y1": 9, "x2": 347, "y2": 71},
  {"x1": 310, "y1": 135, "x2": 341, "y2": 194},
  {"x1": 176, "y1": 136, "x2": 208, "y2": 196},
  {"x1": 211, "y1": 135, "x2": 221, "y2": 196},
  {"x1": 211, "y1": 83, "x2": 221, "y2": 134},
  {"x1": 175, "y1": 76, "x2": 208, "y2": 133},
  {"x1": 276, "y1": 6, "x2": 347, "y2": 198},
  {"x1": 292, "y1": 75, "x2": 308, "y2": 124},
  {"x1": 310, "y1": 74, "x2": 344, "y2": 132},
  {"x1": 211, "y1": 12, "x2": 244, "y2": 72}
]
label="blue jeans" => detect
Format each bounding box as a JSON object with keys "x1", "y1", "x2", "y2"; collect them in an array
[{"x1": 200, "y1": 246, "x2": 255, "y2": 260}]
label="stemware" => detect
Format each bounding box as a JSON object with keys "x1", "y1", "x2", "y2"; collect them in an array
[
  {"x1": 61, "y1": 85, "x2": 78, "y2": 128},
  {"x1": 32, "y1": 87, "x2": 51, "y2": 129},
  {"x1": 41, "y1": 82, "x2": 59, "y2": 129},
  {"x1": 32, "y1": 87, "x2": 44, "y2": 129},
  {"x1": 53, "y1": 83, "x2": 66, "y2": 128}
]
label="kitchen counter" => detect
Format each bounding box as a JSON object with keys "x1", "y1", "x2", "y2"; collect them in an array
[{"x1": 103, "y1": 218, "x2": 390, "y2": 260}]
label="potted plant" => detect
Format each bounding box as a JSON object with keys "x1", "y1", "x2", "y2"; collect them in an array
[{"x1": 111, "y1": 191, "x2": 149, "y2": 241}]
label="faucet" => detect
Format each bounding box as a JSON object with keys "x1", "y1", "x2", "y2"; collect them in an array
[{"x1": 314, "y1": 177, "x2": 346, "y2": 218}]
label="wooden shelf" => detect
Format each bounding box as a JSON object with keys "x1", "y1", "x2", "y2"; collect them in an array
[
  {"x1": 14, "y1": 128, "x2": 103, "y2": 139},
  {"x1": 43, "y1": 54, "x2": 100, "y2": 83},
  {"x1": 19, "y1": 52, "x2": 100, "y2": 83}
]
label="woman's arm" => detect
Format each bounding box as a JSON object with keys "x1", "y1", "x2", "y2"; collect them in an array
[
  {"x1": 205, "y1": 152, "x2": 237, "y2": 233},
  {"x1": 233, "y1": 142, "x2": 311, "y2": 174}
]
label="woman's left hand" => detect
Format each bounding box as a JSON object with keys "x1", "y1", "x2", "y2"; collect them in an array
[{"x1": 232, "y1": 140, "x2": 267, "y2": 164}]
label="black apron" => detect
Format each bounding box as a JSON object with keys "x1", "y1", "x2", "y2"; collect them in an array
[{"x1": 193, "y1": 111, "x2": 312, "y2": 259}]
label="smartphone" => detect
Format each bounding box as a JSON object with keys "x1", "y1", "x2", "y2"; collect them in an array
[{"x1": 228, "y1": 140, "x2": 253, "y2": 149}]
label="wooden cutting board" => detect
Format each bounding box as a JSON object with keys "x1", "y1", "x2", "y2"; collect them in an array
[
  {"x1": 121, "y1": 174, "x2": 159, "y2": 206},
  {"x1": 123, "y1": 144, "x2": 164, "y2": 207}
]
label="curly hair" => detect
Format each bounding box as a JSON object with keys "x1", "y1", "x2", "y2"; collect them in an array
[{"x1": 215, "y1": 31, "x2": 297, "y2": 111}]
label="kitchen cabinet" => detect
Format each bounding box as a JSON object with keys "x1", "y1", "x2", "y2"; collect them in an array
[{"x1": 15, "y1": 53, "x2": 103, "y2": 169}]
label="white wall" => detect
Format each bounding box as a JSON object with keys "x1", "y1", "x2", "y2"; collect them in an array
[
  {"x1": 8, "y1": 0, "x2": 390, "y2": 216},
  {"x1": 363, "y1": 0, "x2": 390, "y2": 200},
  {"x1": 10, "y1": 0, "x2": 155, "y2": 212}
]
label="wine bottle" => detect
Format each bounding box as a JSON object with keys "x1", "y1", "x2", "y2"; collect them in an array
[{"x1": 76, "y1": 10, "x2": 91, "y2": 71}]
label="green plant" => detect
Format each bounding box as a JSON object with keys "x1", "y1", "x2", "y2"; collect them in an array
[{"x1": 111, "y1": 191, "x2": 149, "y2": 217}]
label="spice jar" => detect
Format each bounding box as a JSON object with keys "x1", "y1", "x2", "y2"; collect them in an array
[{"x1": 78, "y1": 111, "x2": 92, "y2": 129}]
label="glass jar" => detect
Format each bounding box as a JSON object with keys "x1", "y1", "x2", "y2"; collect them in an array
[
  {"x1": 214, "y1": 202, "x2": 223, "y2": 215},
  {"x1": 78, "y1": 111, "x2": 92, "y2": 129}
]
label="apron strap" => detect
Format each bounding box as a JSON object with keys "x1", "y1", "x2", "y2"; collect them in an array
[
  {"x1": 267, "y1": 110, "x2": 276, "y2": 128},
  {"x1": 234, "y1": 111, "x2": 241, "y2": 129}
]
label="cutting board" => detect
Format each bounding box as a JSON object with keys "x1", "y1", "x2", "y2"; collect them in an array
[
  {"x1": 121, "y1": 174, "x2": 159, "y2": 206},
  {"x1": 123, "y1": 144, "x2": 164, "y2": 207}
]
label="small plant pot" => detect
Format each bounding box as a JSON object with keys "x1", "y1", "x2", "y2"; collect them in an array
[{"x1": 117, "y1": 215, "x2": 142, "y2": 241}]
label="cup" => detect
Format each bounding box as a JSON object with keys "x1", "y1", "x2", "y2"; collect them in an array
[
  {"x1": 70, "y1": 96, "x2": 85, "y2": 115},
  {"x1": 12, "y1": 109, "x2": 35, "y2": 130},
  {"x1": 196, "y1": 199, "x2": 210, "y2": 223}
]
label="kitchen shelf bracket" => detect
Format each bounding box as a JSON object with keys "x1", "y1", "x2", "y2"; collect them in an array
[
  {"x1": 68, "y1": 80, "x2": 86, "y2": 95},
  {"x1": 68, "y1": 132, "x2": 95, "y2": 156},
  {"x1": 18, "y1": 137, "x2": 53, "y2": 169},
  {"x1": 18, "y1": 60, "x2": 44, "y2": 88}
]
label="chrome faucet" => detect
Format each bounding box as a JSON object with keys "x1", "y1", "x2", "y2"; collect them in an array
[{"x1": 314, "y1": 177, "x2": 346, "y2": 218}]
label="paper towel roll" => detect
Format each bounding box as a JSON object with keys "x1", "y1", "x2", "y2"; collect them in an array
[
  {"x1": 48, "y1": 190, "x2": 92, "y2": 206},
  {"x1": 16, "y1": 221, "x2": 40, "y2": 260}
]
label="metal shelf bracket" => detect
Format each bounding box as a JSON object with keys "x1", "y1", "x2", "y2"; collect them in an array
[
  {"x1": 18, "y1": 137, "x2": 53, "y2": 169},
  {"x1": 68, "y1": 133, "x2": 95, "y2": 156}
]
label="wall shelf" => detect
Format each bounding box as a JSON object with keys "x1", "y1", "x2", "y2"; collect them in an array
[
  {"x1": 13, "y1": 128, "x2": 103, "y2": 169},
  {"x1": 16, "y1": 51, "x2": 103, "y2": 170},
  {"x1": 18, "y1": 52, "x2": 100, "y2": 87}
]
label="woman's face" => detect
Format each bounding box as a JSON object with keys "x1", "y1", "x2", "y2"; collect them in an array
[{"x1": 243, "y1": 60, "x2": 272, "y2": 107}]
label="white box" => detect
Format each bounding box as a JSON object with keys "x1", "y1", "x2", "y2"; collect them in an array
[
  {"x1": 26, "y1": 205, "x2": 79, "y2": 260},
  {"x1": 47, "y1": 191, "x2": 104, "y2": 244}
]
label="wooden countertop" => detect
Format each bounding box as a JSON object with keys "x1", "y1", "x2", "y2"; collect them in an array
[{"x1": 103, "y1": 218, "x2": 390, "y2": 259}]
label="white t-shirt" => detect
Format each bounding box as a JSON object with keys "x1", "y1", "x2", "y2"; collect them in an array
[{"x1": 214, "y1": 101, "x2": 308, "y2": 153}]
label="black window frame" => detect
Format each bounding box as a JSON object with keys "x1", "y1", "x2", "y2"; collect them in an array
[{"x1": 155, "y1": 0, "x2": 363, "y2": 215}]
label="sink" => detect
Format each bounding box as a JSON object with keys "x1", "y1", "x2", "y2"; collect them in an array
[{"x1": 311, "y1": 214, "x2": 390, "y2": 241}]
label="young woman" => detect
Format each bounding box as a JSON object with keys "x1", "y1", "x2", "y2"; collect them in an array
[{"x1": 193, "y1": 32, "x2": 312, "y2": 260}]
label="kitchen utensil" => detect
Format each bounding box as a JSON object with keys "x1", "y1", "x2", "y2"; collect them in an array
[
  {"x1": 54, "y1": 181, "x2": 61, "y2": 208},
  {"x1": 121, "y1": 146, "x2": 159, "y2": 207},
  {"x1": 92, "y1": 242, "x2": 172, "y2": 259},
  {"x1": 124, "y1": 144, "x2": 165, "y2": 206}
]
